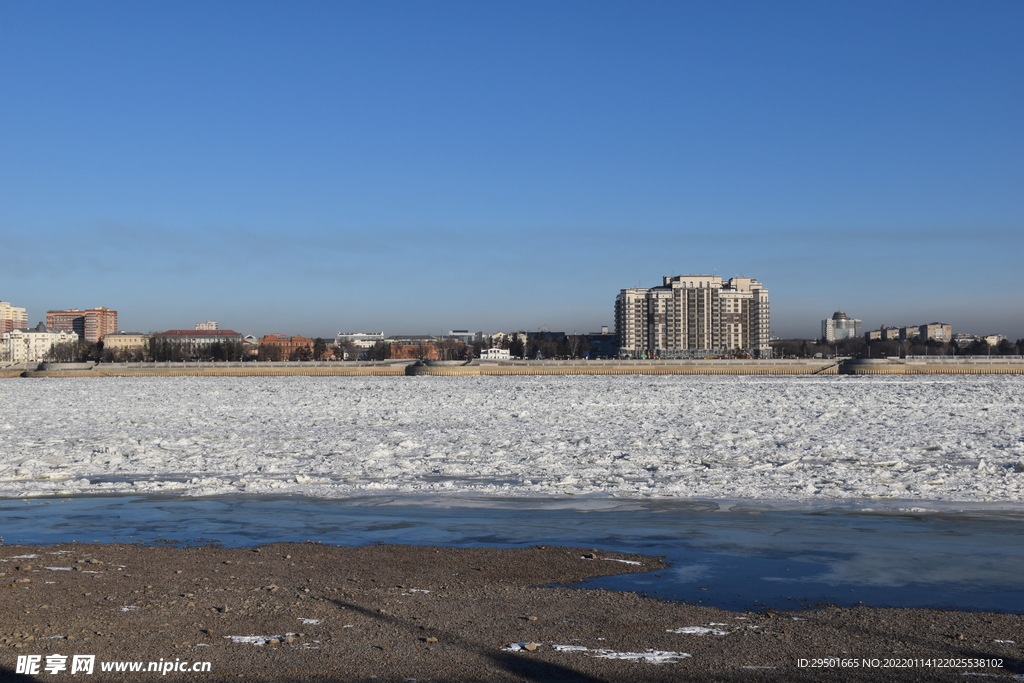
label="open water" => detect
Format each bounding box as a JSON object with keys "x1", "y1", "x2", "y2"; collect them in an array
[{"x1": 2, "y1": 494, "x2": 1021, "y2": 614}]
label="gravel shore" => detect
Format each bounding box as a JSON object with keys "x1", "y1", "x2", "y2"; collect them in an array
[{"x1": 1, "y1": 543, "x2": 1021, "y2": 682}]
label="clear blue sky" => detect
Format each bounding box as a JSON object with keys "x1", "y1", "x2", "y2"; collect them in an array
[{"x1": 2, "y1": 1, "x2": 1021, "y2": 339}]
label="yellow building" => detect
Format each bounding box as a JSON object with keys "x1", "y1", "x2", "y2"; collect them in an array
[{"x1": 103, "y1": 332, "x2": 150, "y2": 351}]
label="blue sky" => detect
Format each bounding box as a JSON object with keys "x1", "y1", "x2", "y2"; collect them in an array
[{"x1": 1, "y1": 1, "x2": 1021, "y2": 339}]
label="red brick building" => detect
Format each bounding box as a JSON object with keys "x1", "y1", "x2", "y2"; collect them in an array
[
  {"x1": 46, "y1": 307, "x2": 118, "y2": 343},
  {"x1": 258, "y1": 334, "x2": 314, "y2": 360},
  {"x1": 389, "y1": 342, "x2": 440, "y2": 360}
]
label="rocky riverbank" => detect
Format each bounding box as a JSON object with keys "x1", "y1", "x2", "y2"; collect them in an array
[{"x1": 1, "y1": 543, "x2": 1021, "y2": 681}]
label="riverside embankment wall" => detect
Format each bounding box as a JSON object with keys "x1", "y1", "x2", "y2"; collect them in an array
[
  {"x1": 409, "y1": 360, "x2": 839, "y2": 376},
  {"x1": 18, "y1": 361, "x2": 409, "y2": 378},
  {"x1": 839, "y1": 358, "x2": 1024, "y2": 375},
  {"x1": 7, "y1": 358, "x2": 1024, "y2": 378}
]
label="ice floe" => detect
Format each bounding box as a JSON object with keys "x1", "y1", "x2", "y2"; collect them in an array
[
  {"x1": 668, "y1": 625, "x2": 730, "y2": 636},
  {"x1": 1, "y1": 375, "x2": 1022, "y2": 503},
  {"x1": 551, "y1": 644, "x2": 691, "y2": 663},
  {"x1": 226, "y1": 634, "x2": 297, "y2": 645}
]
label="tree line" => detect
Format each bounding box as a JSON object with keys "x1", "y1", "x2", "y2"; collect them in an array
[{"x1": 46, "y1": 339, "x2": 248, "y2": 363}]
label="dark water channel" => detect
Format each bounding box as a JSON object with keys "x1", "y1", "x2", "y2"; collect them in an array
[{"x1": 1, "y1": 495, "x2": 1021, "y2": 613}]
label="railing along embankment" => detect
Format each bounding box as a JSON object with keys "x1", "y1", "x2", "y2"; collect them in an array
[
  {"x1": 412, "y1": 359, "x2": 838, "y2": 376},
  {"x1": 839, "y1": 358, "x2": 1024, "y2": 375},
  {"x1": 19, "y1": 361, "x2": 408, "y2": 378}
]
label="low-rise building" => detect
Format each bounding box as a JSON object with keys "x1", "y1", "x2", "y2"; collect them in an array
[
  {"x1": 335, "y1": 332, "x2": 385, "y2": 349},
  {"x1": 953, "y1": 333, "x2": 978, "y2": 347},
  {"x1": 389, "y1": 342, "x2": 440, "y2": 360},
  {"x1": 1, "y1": 323, "x2": 78, "y2": 362},
  {"x1": 258, "y1": 334, "x2": 313, "y2": 359},
  {"x1": 919, "y1": 323, "x2": 952, "y2": 342},
  {"x1": 867, "y1": 326, "x2": 918, "y2": 341},
  {"x1": 867, "y1": 323, "x2": 952, "y2": 343},
  {"x1": 481, "y1": 348, "x2": 511, "y2": 360},
  {"x1": 586, "y1": 326, "x2": 619, "y2": 358},
  {"x1": 152, "y1": 329, "x2": 244, "y2": 359},
  {"x1": 388, "y1": 334, "x2": 437, "y2": 345},
  {"x1": 446, "y1": 330, "x2": 478, "y2": 344},
  {"x1": 103, "y1": 332, "x2": 150, "y2": 351}
]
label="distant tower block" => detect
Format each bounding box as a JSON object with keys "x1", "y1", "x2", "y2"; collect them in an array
[
  {"x1": 195, "y1": 321, "x2": 219, "y2": 330},
  {"x1": 822, "y1": 311, "x2": 862, "y2": 342},
  {"x1": 46, "y1": 307, "x2": 118, "y2": 343}
]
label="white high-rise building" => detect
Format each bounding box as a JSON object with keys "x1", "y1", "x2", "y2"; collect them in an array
[
  {"x1": 822, "y1": 311, "x2": 862, "y2": 342},
  {"x1": 615, "y1": 275, "x2": 770, "y2": 358}
]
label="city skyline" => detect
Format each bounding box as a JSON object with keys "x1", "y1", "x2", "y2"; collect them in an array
[
  {"x1": 0, "y1": 289, "x2": 1013, "y2": 345},
  {"x1": 2, "y1": 2, "x2": 1022, "y2": 339}
]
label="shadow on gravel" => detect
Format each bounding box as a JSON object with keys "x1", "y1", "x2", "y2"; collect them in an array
[
  {"x1": 331, "y1": 599, "x2": 610, "y2": 683},
  {"x1": 0, "y1": 666, "x2": 36, "y2": 683}
]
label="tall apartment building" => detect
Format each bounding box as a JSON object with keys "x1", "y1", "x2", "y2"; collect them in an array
[
  {"x1": 46, "y1": 307, "x2": 118, "y2": 343},
  {"x1": 822, "y1": 311, "x2": 862, "y2": 342},
  {"x1": 1, "y1": 301, "x2": 28, "y2": 335},
  {"x1": 615, "y1": 275, "x2": 770, "y2": 358},
  {"x1": 195, "y1": 321, "x2": 219, "y2": 330}
]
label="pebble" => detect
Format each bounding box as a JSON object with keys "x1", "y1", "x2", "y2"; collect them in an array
[
  {"x1": 16, "y1": 565, "x2": 33, "y2": 571},
  {"x1": 527, "y1": 616, "x2": 538, "y2": 621},
  {"x1": 425, "y1": 637, "x2": 438, "y2": 643},
  {"x1": 524, "y1": 642, "x2": 538, "y2": 651}
]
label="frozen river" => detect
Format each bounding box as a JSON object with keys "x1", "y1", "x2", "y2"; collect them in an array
[
  {"x1": 1, "y1": 375, "x2": 1022, "y2": 503},
  {"x1": 2, "y1": 375, "x2": 1023, "y2": 612}
]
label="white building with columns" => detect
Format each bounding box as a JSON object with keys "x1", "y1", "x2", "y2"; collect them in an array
[{"x1": 1, "y1": 322, "x2": 79, "y2": 363}]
